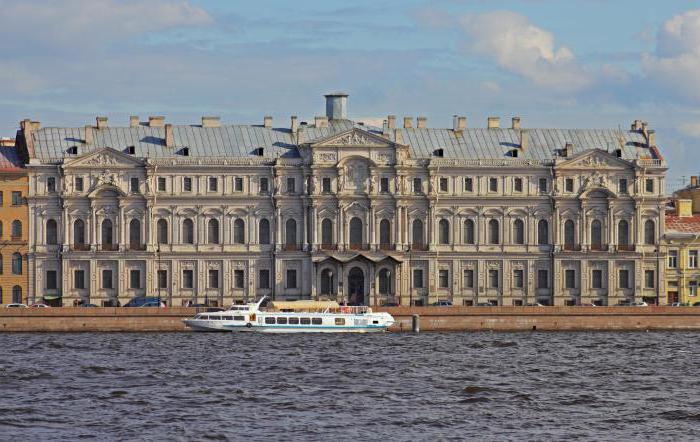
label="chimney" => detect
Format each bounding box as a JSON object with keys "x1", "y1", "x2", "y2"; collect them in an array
[
  {"x1": 403, "y1": 117, "x2": 413, "y2": 129},
  {"x1": 129, "y1": 116, "x2": 140, "y2": 127},
  {"x1": 564, "y1": 142, "x2": 573, "y2": 157},
  {"x1": 263, "y1": 115, "x2": 273, "y2": 129},
  {"x1": 148, "y1": 116, "x2": 165, "y2": 127},
  {"x1": 164, "y1": 124, "x2": 174, "y2": 147},
  {"x1": 452, "y1": 115, "x2": 459, "y2": 131},
  {"x1": 488, "y1": 117, "x2": 500, "y2": 129},
  {"x1": 324, "y1": 92, "x2": 348, "y2": 120},
  {"x1": 520, "y1": 130, "x2": 529, "y2": 151},
  {"x1": 291, "y1": 115, "x2": 298, "y2": 133},
  {"x1": 691, "y1": 176, "x2": 699, "y2": 187},
  {"x1": 84, "y1": 125, "x2": 94, "y2": 145},
  {"x1": 202, "y1": 116, "x2": 220, "y2": 128},
  {"x1": 314, "y1": 115, "x2": 329, "y2": 128},
  {"x1": 96, "y1": 116, "x2": 108, "y2": 130},
  {"x1": 453, "y1": 115, "x2": 467, "y2": 132},
  {"x1": 677, "y1": 199, "x2": 693, "y2": 217},
  {"x1": 631, "y1": 120, "x2": 643, "y2": 131},
  {"x1": 512, "y1": 117, "x2": 521, "y2": 129},
  {"x1": 647, "y1": 130, "x2": 656, "y2": 147},
  {"x1": 417, "y1": 116, "x2": 427, "y2": 129},
  {"x1": 387, "y1": 115, "x2": 396, "y2": 129}
]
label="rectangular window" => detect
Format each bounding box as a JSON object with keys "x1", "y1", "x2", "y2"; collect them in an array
[
  {"x1": 102, "y1": 269, "x2": 113, "y2": 289},
  {"x1": 259, "y1": 269, "x2": 270, "y2": 289},
  {"x1": 130, "y1": 177, "x2": 140, "y2": 193},
  {"x1": 380, "y1": 177, "x2": 389, "y2": 193},
  {"x1": 565, "y1": 269, "x2": 576, "y2": 289},
  {"x1": 689, "y1": 250, "x2": 698, "y2": 268},
  {"x1": 513, "y1": 177, "x2": 523, "y2": 193},
  {"x1": 130, "y1": 270, "x2": 141, "y2": 289},
  {"x1": 322, "y1": 177, "x2": 331, "y2": 193},
  {"x1": 464, "y1": 177, "x2": 473, "y2": 192},
  {"x1": 618, "y1": 178, "x2": 628, "y2": 194},
  {"x1": 645, "y1": 178, "x2": 654, "y2": 193},
  {"x1": 234, "y1": 270, "x2": 244, "y2": 289},
  {"x1": 537, "y1": 269, "x2": 549, "y2": 289},
  {"x1": 668, "y1": 250, "x2": 678, "y2": 268},
  {"x1": 157, "y1": 177, "x2": 166, "y2": 191},
  {"x1": 286, "y1": 269, "x2": 297, "y2": 289},
  {"x1": 47, "y1": 177, "x2": 56, "y2": 193},
  {"x1": 208, "y1": 177, "x2": 218, "y2": 192},
  {"x1": 513, "y1": 269, "x2": 524, "y2": 289},
  {"x1": 565, "y1": 178, "x2": 574, "y2": 192},
  {"x1": 74, "y1": 270, "x2": 85, "y2": 289},
  {"x1": 619, "y1": 269, "x2": 630, "y2": 289},
  {"x1": 538, "y1": 178, "x2": 548, "y2": 193},
  {"x1": 413, "y1": 178, "x2": 422, "y2": 193},
  {"x1": 157, "y1": 270, "x2": 167, "y2": 289},
  {"x1": 234, "y1": 177, "x2": 243, "y2": 192},
  {"x1": 0, "y1": 191, "x2": 3, "y2": 206},
  {"x1": 286, "y1": 177, "x2": 295, "y2": 193},
  {"x1": 182, "y1": 270, "x2": 193, "y2": 289},
  {"x1": 11, "y1": 191, "x2": 23, "y2": 205},
  {"x1": 438, "y1": 269, "x2": 449, "y2": 288},
  {"x1": 689, "y1": 281, "x2": 698, "y2": 296},
  {"x1": 74, "y1": 177, "x2": 83, "y2": 192},
  {"x1": 413, "y1": 269, "x2": 423, "y2": 288},
  {"x1": 259, "y1": 177, "x2": 269, "y2": 193},
  {"x1": 46, "y1": 270, "x2": 57, "y2": 290},
  {"x1": 183, "y1": 177, "x2": 192, "y2": 192},
  {"x1": 463, "y1": 269, "x2": 474, "y2": 288},
  {"x1": 489, "y1": 177, "x2": 498, "y2": 192},
  {"x1": 592, "y1": 269, "x2": 603, "y2": 289},
  {"x1": 439, "y1": 177, "x2": 448, "y2": 192},
  {"x1": 208, "y1": 269, "x2": 219, "y2": 289},
  {"x1": 488, "y1": 269, "x2": 499, "y2": 288},
  {"x1": 644, "y1": 270, "x2": 655, "y2": 288}
]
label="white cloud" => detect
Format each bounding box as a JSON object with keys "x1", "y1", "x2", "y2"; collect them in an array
[
  {"x1": 642, "y1": 9, "x2": 700, "y2": 102},
  {"x1": 457, "y1": 11, "x2": 592, "y2": 91}
]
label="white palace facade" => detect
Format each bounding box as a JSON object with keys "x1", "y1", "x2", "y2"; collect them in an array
[{"x1": 17, "y1": 93, "x2": 668, "y2": 307}]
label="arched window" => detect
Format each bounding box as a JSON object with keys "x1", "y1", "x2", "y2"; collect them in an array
[
  {"x1": 379, "y1": 219, "x2": 391, "y2": 245},
  {"x1": 11, "y1": 220, "x2": 21, "y2": 239},
  {"x1": 349, "y1": 217, "x2": 362, "y2": 246},
  {"x1": 412, "y1": 219, "x2": 424, "y2": 246},
  {"x1": 320, "y1": 268, "x2": 333, "y2": 295},
  {"x1": 618, "y1": 220, "x2": 629, "y2": 246},
  {"x1": 157, "y1": 219, "x2": 168, "y2": 244},
  {"x1": 285, "y1": 219, "x2": 297, "y2": 246},
  {"x1": 644, "y1": 220, "x2": 655, "y2": 245},
  {"x1": 11, "y1": 253, "x2": 22, "y2": 275},
  {"x1": 101, "y1": 219, "x2": 113, "y2": 246},
  {"x1": 46, "y1": 219, "x2": 57, "y2": 244},
  {"x1": 537, "y1": 219, "x2": 549, "y2": 245},
  {"x1": 564, "y1": 220, "x2": 575, "y2": 248},
  {"x1": 208, "y1": 219, "x2": 220, "y2": 244},
  {"x1": 488, "y1": 219, "x2": 500, "y2": 244},
  {"x1": 0, "y1": 221, "x2": 3, "y2": 238},
  {"x1": 259, "y1": 219, "x2": 270, "y2": 244},
  {"x1": 591, "y1": 220, "x2": 602, "y2": 248},
  {"x1": 233, "y1": 219, "x2": 245, "y2": 244},
  {"x1": 129, "y1": 219, "x2": 141, "y2": 247},
  {"x1": 12, "y1": 285, "x2": 21, "y2": 304},
  {"x1": 513, "y1": 219, "x2": 524, "y2": 245},
  {"x1": 73, "y1": 219, "x2": 85, "y2": 245},
  {"x1": 182, "y1": 219, "x2": 194, "y2": 244},
  {"x1": 378, "y1": 268, "x2": 391, "y2": 294},
  {"x1": 464, "y1": 219, "x2": 475, "y2": 244},
  {"x1": 438, "y1": 219, "x2": 450, "y2": 245},
  {"x1": 321, "y1": 219, "x2": 333, "y2": 245}
]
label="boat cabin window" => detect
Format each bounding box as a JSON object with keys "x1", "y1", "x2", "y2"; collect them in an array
[
  {"x1": 276, "y1": 317, "x2": 288, "y2": 324},
  {"x1": 289, "y1": 317, "x2": 299, "y2": 325},
  {"x1": 300, "y1": 318, "x2": 311, "y2": 325},
  {"x1": 233, "y1": 315, "x2": 244, "y2": 321},
  {"x1": 264, "y1": 317, "x2": 275, "y2": 324},
  {"x1": 312, "y1": 318, "x2": 322, "y2": 325},
  {"x1": 373, "y1": 320, "x2": 379, "y2": 324},
  {"x1": 223, "y1": 316, "x2": 233, "y2": 320},
  {"x1": 335, "y1": 318, "x2": 346, "y2": 326}
]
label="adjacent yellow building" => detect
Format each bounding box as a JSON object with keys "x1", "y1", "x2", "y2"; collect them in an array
[
  {"x1": 664, "y1": 198, "x2": 700, "y2": 305},
  {"x1": 0, "y1": 139, "x2": 29, "y2": 305}
]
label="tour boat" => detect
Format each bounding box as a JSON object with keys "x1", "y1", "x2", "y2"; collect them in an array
[{"x1": 183, "y1": 297, "x2": 395, "y2": 333}]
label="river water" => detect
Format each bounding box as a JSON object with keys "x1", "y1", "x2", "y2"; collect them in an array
[{"x1": 0, "y1": 331, "x2": 698, "y2": 441}]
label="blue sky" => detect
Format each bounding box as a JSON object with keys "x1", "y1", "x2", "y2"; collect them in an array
[{"x1": 1, "y1": 0, "x2": 699, "y2": 189}]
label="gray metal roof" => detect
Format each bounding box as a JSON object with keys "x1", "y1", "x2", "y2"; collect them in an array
[{"x1": 29, "y1": 120, "x2": 658, "y2": 163}]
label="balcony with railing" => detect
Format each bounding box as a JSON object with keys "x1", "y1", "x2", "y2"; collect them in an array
[
  {"x1": 319, "y1": 244, "x2": 338, "y2": 251},
  {"x1": 410, "y1": 243, "x2": 429, "y2": 252},
  {"x1": 71, "y1": 243, "x2": 91, "y2": 251},
  {"x1": 282, "y1": 244, "x2": 301, "y2": 251},
  {"x1": 348, "y1": 243, "x2": 370, "y2": 251},
  {"x1": 98, "y1": 243, "x2": 119, "y2": 251}
]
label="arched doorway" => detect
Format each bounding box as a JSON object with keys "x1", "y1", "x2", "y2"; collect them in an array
[
  {"x1": 347, "y1": 267, "x2": 365, "y2": 305},
  {"x1": 320, "y1": 268, "x2": 334, "y2": 297}
]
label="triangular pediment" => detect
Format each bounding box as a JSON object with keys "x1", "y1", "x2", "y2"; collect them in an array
[
  {"x1": 310, "y1": 128, "x2": 395, "y2": 148},
  {"x1": 558, "y1": 149, "x2": 631, "y2": 170},
  {"x1": 65, "y1": 147, "x2": 144, "y2": 168}
]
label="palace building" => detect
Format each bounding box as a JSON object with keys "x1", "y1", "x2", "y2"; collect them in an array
[{"x1": 16, "y1": 93, "x2": 668, "y2": 307}]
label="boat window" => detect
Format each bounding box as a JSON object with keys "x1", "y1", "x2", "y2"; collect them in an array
[
  {"x1": 277, "y1": 317, "x2": 288, "y2": 324},
  {"x1": 312, "y1": 318, "x2": 322, "y2": 325},
  {"x1": 373, "y1": 320, "x2": 379, "y2": 324},
  {"x1": 264, "y1": 317, "x2": 275, "y2": 324},
  {"x1": 289, "y1": 317, "x2": 299, "y2": 325},
  {"x1": 223, "y1": 316, "x2": 233, "y2": 320},
  {"x1": 233, "y1": 315, "x2": 244, "y2": 321},
  {"x1": 300, "y1": 317, "x2": 311, "y2": 325},
  {"x1": 211, "y1": 316, "x2": 221, "y2": 320},
  {"x1": 335, "y1": 318, "x2": 346, "y2": 326}
]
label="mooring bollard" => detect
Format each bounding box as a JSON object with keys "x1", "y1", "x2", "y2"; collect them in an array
[{"x1": 412, "y1": 314, "x2": 420, "y2": 333}]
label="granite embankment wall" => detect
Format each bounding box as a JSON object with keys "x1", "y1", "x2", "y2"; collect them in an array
[{"x1": 1, "y1": 307, "x2": 699, "y2": 332}]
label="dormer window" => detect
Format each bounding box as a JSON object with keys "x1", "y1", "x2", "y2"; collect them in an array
[
  {"x1": 433, "y1": 148, "x2": 444, "y2": 157},
  {"x1": 67, "y1": 146, "x2": 78, "y2": 155},
  {"x1": 126, "y1": 146, "x2": 135, "y2": 155},
  {"x1": 614, "y1": 149, "x2": 622, "y2": 158},
  {"x1": 510, "y1": 149, "x2": 518, "y2": 158},
  {"x1": 254, "y1": 147, "x2": 264, "y2": 156},
  {"x1": 181, "y1": 147, "x2": 189, "y2": 156}
]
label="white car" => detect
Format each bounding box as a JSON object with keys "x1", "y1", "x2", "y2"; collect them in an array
[
  {"x1": 30, "y1": 303, "x2": 50, "y2": 308},
  {"x1": 631, "y1": 301, "x2": 649, "y2": 307},
  {"x1": 5, "y1": 303, "x2": 28, "y2": 308}
]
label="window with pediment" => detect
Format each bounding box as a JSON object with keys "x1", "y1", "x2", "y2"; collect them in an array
[
  {"x1": 464, "y1": 219, "x2": 475, "y2": 244},
  {"x1": 513, "y1": 219, "x2": 524, "y2": 245}
]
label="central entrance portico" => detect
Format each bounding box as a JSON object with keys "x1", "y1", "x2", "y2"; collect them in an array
[{"x1": 347, "y1": 267, "x2": 365, "y2": 305}]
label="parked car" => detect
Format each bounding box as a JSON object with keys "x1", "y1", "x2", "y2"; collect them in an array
[
  {"x1": 81, "y1": 303, "x2": 99, "y2": 307},
  {"x1": 124, "y1": 297, "x2": 162, "y2": 307},
  {"x1": 692, "y1": 302, "x2": 700, "y2": 307},
  {"x1": 432, "y1": 300, "x2": 453, "y2": 306},
  {"x1": 5, "y1": 303, "x2": 27, "y2": 308},
  {"x1": 631, "y1": 301, "x2": 649, "y2": 307},
  {"x1": 139, "y1": 301, "x2": 166, "y2": 308},
  {"x1": 476, "y1": 302, "x2": 495, "y2": 307},
  {"x1": 29, "y1": 303, "x2": 50, "y2": 308},
  {"x1": 526, "y1": 302, "x2": 545, "y2": 307}
]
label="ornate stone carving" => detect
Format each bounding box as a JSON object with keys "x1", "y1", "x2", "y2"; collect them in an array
[
  {"x1": 86, "y1": 153, "x2": 118, "y2": 166},
  {"x1": 313, "y1": 152, "x2": 337, "y2": 162},
  {"x1": 323, "y1": 131, "x2": 385, "y2": 146}
]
